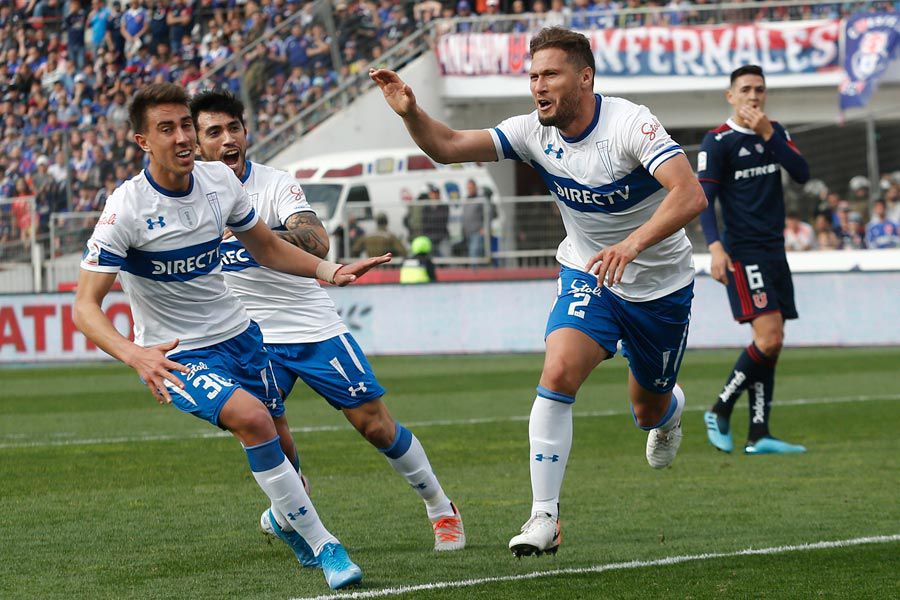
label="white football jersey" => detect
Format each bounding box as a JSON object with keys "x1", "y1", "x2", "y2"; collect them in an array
[
  {"x1": 489, "y1": 94, "x2": 694, "y2": 301},
  {"x1": 80, "y1": 161, "x2": 258, "y2": 351},
  {"x1": 220, "y1": 161, "x2": 347, "y2": 344}
]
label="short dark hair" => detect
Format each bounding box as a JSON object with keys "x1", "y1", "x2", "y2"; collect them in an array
[
  {"x1": 189, "y1": 89, "x2": 245, "y2": 127},
  {"x1": 129, "y1": 82, "x2": 190, "y2": 133},
  {"x1": 730, "y1": 64, "x2": 765, "y2": 85},
  {"x1": 529, "y1": 27, "x2": 595, "y2": 77}
]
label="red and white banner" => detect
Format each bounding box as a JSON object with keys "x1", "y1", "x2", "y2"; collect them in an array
[
  {"x1": 0, "y1": 293, "x2": 132, "y2": 363},
  {"x1": 437, "y1": 20, "x2": 841, "y2": 77}
]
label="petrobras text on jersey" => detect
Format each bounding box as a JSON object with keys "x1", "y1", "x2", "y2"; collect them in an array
[
  {"x1": 149, "y1": 247, "x2": 220, "y2": 276},
  {"x1": 734, "y1": 163, "x2": 779, "y2": 181}
]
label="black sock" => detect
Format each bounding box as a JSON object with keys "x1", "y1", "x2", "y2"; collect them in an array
[
  {"x1": 712, "y1": 345, "x2": 759, "y2": 420},
  {"x1": 746, "y1": 345, "x2": 777, "y2": 442}
]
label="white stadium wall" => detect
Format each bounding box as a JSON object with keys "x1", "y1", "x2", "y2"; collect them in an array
[{"x1": 3, "y1": 250, "x2": 900, "y2": 363}]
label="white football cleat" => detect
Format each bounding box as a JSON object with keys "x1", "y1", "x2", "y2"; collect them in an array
[
  {"x1": 431, "y1": 502, "x2": 465, "y2": 551},
  {"x1": 508, "y1": 512, "x2": 561, "y2": 557},
  {"x1": 646, "y1": 421, "x2": 683, "y2": 469}
]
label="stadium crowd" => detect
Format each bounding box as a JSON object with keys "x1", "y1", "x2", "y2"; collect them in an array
[{"x1": 1, "y1": 0, "x2": 899, "y2": 254}]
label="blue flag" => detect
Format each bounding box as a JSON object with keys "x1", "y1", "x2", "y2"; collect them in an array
[{"x1": 839, "y1": 12, "x2": 900, "y2": 110}]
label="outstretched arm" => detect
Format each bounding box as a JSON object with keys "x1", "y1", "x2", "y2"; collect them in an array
[
  {"x1": 370, "y1": 68, "x2": 497, "y2": 164},
  {"x1": 234, "y1": 219, "x2": 390, "y2": 285}
]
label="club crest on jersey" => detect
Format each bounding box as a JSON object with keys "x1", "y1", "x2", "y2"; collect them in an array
[
  {"x1": 752, "y1": 291, "x2": 768, "y2": 309},
  {"x1": 146, "y1": 216, "x2": 165, "y2": 230},
  {"x1": 178, "y1": 206, "x2": 199, "y2": 230},
  {"x1": 206, "y1": 192, "x2": 223, "y2": 231},
  {"x1": 544, "y1": 143, "x2": 564, "y2": 159},
  {"x1": 596, "y1": 139, "x2": 615, "y2": 181},
  {"x1": 755, "y1": 143, "x2": 765, "y2": 154}
]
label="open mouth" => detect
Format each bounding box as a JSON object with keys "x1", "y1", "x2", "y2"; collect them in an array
[
  {"x1": 537, "y1": 99, "x2": 552, "y2": 111},
  {"x1": 222, "y1": 148, "x2": 241, "y2": 167},
  {"x1": 175, "y1": 149, "x2": 193, "y2": 163}
]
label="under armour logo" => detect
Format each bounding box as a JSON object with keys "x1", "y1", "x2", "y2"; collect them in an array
[
  {"x1": 654, "y1": 378, "x2": 670, "y2": 388},
  {"x1": 146, "y1": 216, "x2": 166, "y2": 230},
  {"x1": 412, "y1": 482, "x2": 427, "y2": 490},
  {"x1": 544, "y1": 143, "x2": 563, "y2": 159},
  {"x1": 535, "y1": 453, "x2": 559, "y2": 462},
  {"x1": 287, "y1": 506, "x2": 308, "y2": 520},
  {"x1": 348, "y1": 382, "x2": 368, "y2": 397}
]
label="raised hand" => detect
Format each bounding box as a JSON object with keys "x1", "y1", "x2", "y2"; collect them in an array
[
  {"x1": 369, "y1": 68, "x2": 417, "y2": 118},
  {"x1": 333, "y1": 253, "x2": 393, "y2": 286},
  {"x1": 125, "y1": 339, "x2": 190, "y2": 404}
]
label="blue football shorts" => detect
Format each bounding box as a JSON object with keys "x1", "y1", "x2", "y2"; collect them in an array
[
  {"x1": 266, "y1": 333, "x2": 386, "y2": 410},
  {"x1": 727, "y1": 254, "x2": 798, "y2": 322},
  {"x1": 164, "y1": 321, "x2": 282, "y2": 428},
  {"x1": 545, "y1": 266, "x2": 694, "y2": 394}
]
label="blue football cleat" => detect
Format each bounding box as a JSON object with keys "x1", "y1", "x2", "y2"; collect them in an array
[
  {"x1": 317, "y1": 542, "x2": 363, "y2": 590},
  {"x1": 744, "y1": 437, "x2": 807, "y2": 455},
  {"x1": 265, "y1": 510, "x2": 319, "y2": 568},
  {"x1": 704, "y1": 411, "x2": 733, "y2": 453}
]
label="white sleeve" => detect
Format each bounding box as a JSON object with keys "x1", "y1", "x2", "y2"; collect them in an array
[
  {"x1": 487, "y1": 113, "x2": 534, "y2": 163},
  {"x1": 224, "y1": 170, "x2": 259, "y2": 232},
  {"x1": 274, "y1": 171, "x2": 314, "y2": 225},
  {"x1": 621, "y1": 105, "x2": 684, "y2": 176},
  {"x1": 80, "y1": 189, "x2": 132, "y2": 273}
]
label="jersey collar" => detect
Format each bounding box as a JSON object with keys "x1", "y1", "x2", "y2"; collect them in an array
[
  {"x1": 560, "y1": 94, "x2": 602, "y2": 144},
  {"x1": 239, "y1": 160, "x2": 253, "y2": 184},
  {"x1": 144, "y1": 168, "x2": 194, "y2": 197},
  {"x1": 726, "y1": 118, "x2": 756, "y2": 136}
]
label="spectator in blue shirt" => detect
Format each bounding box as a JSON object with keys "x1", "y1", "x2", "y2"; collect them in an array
[
  {"x1": 866, "y1": 199, "x2": 900, "y2": 249},
  {"x1": 87, "y1": 0, "x2": 110, "y2": 56}
]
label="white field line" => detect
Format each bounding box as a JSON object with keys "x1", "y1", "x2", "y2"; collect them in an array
[
  {"x1": 1, "y1": 392, "x2": 898, "y2": 450},
  {"x1": 290, "y1": 534, "x2": 900, "y2": 600}
]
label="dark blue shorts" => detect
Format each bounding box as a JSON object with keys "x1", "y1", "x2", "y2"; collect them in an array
[
  {"x1": 166, "y1": 321, "x2": 282, "y2": 428},
  {"x1": 727, "y1": 255, "x2": 798, "y2": 322},
  {"x1": 545, "y1": 266, "x2": 694, "y2": 394},
  {"x1": 266, "y1": 333, "x2": 385, "y2": 410}
]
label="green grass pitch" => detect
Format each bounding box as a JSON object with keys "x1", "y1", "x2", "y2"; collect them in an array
[{"x1": 1, "y1": 348, "x2": 898, "y2": 599}]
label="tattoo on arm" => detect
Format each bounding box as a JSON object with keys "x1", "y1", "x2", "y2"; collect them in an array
[{"x1": 276, "y1": 212, "x2": 330, "y2": 258}]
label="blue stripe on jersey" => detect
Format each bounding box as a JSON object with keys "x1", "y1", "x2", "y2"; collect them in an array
[
  {"x1": 97, "y1": 247, "x2": 126, "y2": 268},
  {"x1": 220, "y1": 238, "x2": 261, "y2": 272},
  {"x1": 227, "y1": 207, "x2": 256, "y2": 228},
  {"x1": 240, "y1": 160, "x2": 252, "y2": 183},
  {"x1": 145, "y1": 169, "x2": 194, "y2": 197},
  {"x1": 122, "y1": 236, "x2": 222, "y2": 282},
  {"x1": 561, "y1": 94, "x2": 602, "y2": 144},
  {"x1": 494, "y1": 127, "x2": 522, "y2": 161},
  {"x1": 646, "y1": 144, "x2": 681, "y2": 171},
  {"x1": 532, "y1": 161, "x2": 662, "y2": 213}
]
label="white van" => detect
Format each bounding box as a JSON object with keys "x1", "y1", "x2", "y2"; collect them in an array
[{"x1": 283, "y1": 148, "x2": 500, "y2": 260}]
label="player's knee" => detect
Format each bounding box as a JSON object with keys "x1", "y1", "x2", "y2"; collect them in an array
[
  {"x1": 757, "y1": 332, "x2": 784, "y2": 357},
  {"x1": 359, "y1": 418, "x2": 394, "y2": 448},
  {"x1": 632, "y1": 401, "x2": 665, "y2": 428},
  {"x1": 232, "y1": 404, "x2": 276, "y2": 438},
  {"x1": 540, "y1": 361, "x2": 580, "y2": 397}
]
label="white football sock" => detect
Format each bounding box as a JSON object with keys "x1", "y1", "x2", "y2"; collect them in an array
[
  {"x1": 383, "y1": 425, "x2": 453, "y2": 520},
  {"x1": 529, "y1": 394, "x2": 573, "y2": 519},
  {"x1": 658, "y1": 384, "x2": 685, "y2": 432},
  {"x1": 246, "y1": 438, "x2": 337, "y2": 555}
]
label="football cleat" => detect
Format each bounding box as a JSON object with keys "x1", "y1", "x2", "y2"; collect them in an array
[
  {"x1": 431, "y1": 502, "x2": 465, "y2": 552},
  {"x1": 263, "y1": 509, "x2": 319, "y2": 568},
  {"x1": 744, "y1": 436, "x2": 806, "y2": 455},
  {"x1": 704, "y1": 411, "x2": 734, "y2": 453},
  {"x1": 646, "y1": 420, "x2": 683, "y2": 469},
  {"x1": 317, "y1": 542, "x2": 363, "y2": 590},
  {"x1": 508, "y1": 512, "x2": 561, "y2": 557}
]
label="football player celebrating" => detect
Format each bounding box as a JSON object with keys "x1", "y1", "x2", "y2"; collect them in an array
[
  {"x1": 190, "y1": 90, "x2": 465, "y2": 553},
  {"x1": 75, "y1": 83, "x2": 390, "y2": 590},
  {"x1": 372, "y1": 27, "x2": 706, "y2": 557}
]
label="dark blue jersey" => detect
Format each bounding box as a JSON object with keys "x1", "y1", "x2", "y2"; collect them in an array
[{"x1": 698, "y1": 119, "x2": 809, "y2": 256}]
